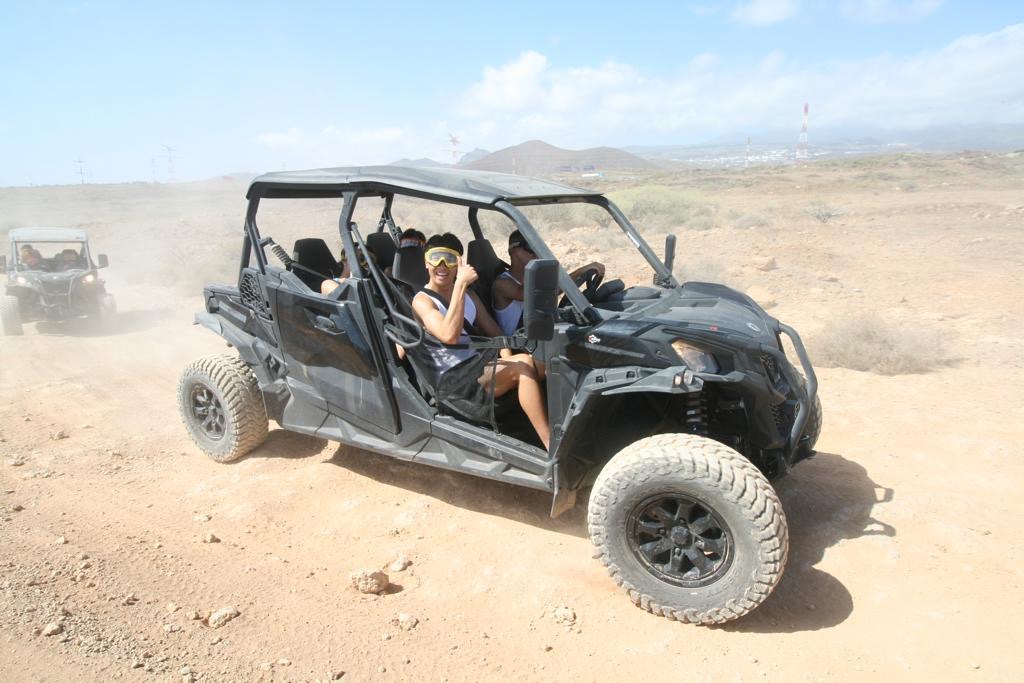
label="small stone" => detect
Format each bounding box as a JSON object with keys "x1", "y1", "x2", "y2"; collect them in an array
[
  {"x1": 55, "y1": 536, "x2": 67, "y2": 545},
  {"x1": 11, "y1": 503, "x2": 24, "y2": 512},
  {"x1": 551, "y1": 605, "x2": 576, "y2": 626},
  {"x1": 389, "y1": 556, "x2": 412, "y2": 572},
  {"x1": 277, "y1": 658, "x2": 291, "y2": 666},
  {"x1": 378, "y1": 666, "x2": 387, "y2": 673},
  {"x1": 78, "y1": 553, "x2": 89, "y2": 560},
  {"x1": 202, "y1": 533, "x2": 220, "y2": 544},
  {"x1": 806, "y1": 603, "x2": 816, "y2": 611},
  {"x1": 210, "y1": 636, "x2": 222, "y2": 645},
  {"x1": 542, "y1": 644, "x2": 553, "y2": 652},
  {"x1": 163, "y1": 623, "x2": 181, "y2": 633},
  {"x1": 753, "y1": 256, "x2": 777, "y2": 271},
  {"x1": 393, "y1": 613, "x2": 419, "y2": 631},
  {"x1": 50, "y1": 430, "x2": 69, "y2": 440},
  {"x1": 7, "y1": 458, "x2": 25, "y2": 467},
  {"x1": 381, "y1": 633, "x2": 392, "y2": 641},
  {"x1": 971, "y1": 663, "x2": 981, "y2": 670},
  {"x1": 123, "y1": 594, "x2": 139, "y2": 606},
  {"x1": 187, "y1": 609, "x2": 202, "y2": 620},
  {"x1": 131, "y1": 661, "x2": 143, "y2": 669},
  {"x1": 78, "y1": 560, "x2": 92, "y2": 569},
  {"x1": 193, "y1": 514, "x2": 211, "y2": 523},
  {"x1": 42, "y1": 622, "x2": 63, "y2": 636},
  {"x1": 166, "y1": 602, "x2": 180, "y2": 613},
  {"x1": 350, "y1": 570, "x2": 389, "y2": 594},
  {"x1": 179, "y1": 666, "x2": 192, "y2": 676},
  {"x1": 208, "y1": 606, "x2": 240, "y2": 628},
  {"x1": 330, "y1": 671, "x2": 346, "y2": 680}
]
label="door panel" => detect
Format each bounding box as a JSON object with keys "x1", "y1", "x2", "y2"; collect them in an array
[{"x1": 270, "y1": 278, "x2": 398, "y2": 434}]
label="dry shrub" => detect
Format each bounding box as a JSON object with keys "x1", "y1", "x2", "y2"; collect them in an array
[
  {"x1": 733, "y1": 213, "x2": 770, "y2": 229},
  {"x1": 806, "y1": 202, "x2": 843, "y2": 224},
  {"x1": 607, "y1": 185, "x2": 703, "y2": 231},
  {"x1": 812, "y1": 314, "x2": 947, "y2": 375}
]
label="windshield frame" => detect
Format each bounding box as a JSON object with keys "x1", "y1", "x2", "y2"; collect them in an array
[
  {"x1": 12, "y1": 240, "x2": 92, "y2": 272},
  {"x1": 496, "y1": 195, "x2": 679, "y2": 317}
]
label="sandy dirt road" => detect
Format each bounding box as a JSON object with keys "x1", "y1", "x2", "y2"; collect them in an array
[{"x1": 2, "y1": 153, "x2": 1023, "y2": 681}]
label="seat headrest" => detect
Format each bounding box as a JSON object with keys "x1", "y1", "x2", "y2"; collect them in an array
[
  {"x1": 292, "y1": 238, "x2": 341, "y2": 289},
  {"x1": 366, "y1": 232, "x2": 398, "y2": 271},
  {"x1": 393, "y1": 244, "x2": 428, "y2": 290}
]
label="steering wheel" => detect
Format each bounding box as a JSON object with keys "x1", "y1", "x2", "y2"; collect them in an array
[{"x1": 573, "y1": 266, "x2": 604, "y2": 303}]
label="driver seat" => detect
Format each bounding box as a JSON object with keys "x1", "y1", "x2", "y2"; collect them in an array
[{"x1": 292, "y1": 238, "x2": 341, "y2": 290}]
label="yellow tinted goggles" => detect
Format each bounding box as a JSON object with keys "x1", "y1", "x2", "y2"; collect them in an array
[{"x1": 424, "y1": 247, "x2": 460, "y2": 268}]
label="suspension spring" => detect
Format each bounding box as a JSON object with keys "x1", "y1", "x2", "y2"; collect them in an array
[{"x1": 683, "y1": 392, "x2": 708, "y2": 435}]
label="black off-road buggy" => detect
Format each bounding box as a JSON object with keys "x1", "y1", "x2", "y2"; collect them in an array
[
  {"x1": 178, "y1": 167, "x2": 821, "y2": 624},
  {"x1": 1, "y1": 227, "x2": 115, "y2": 335}
]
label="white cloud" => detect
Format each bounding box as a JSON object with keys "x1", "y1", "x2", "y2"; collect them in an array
[
  {"x1": 840, "y1": 0, "x2": 942, "y2": 23},
  {"x1": 731, "y1": 0, "x2": 800, "y2": 25},
  {"x1": 451, "y1": 24, "x2": 1024, "y2": 149}
]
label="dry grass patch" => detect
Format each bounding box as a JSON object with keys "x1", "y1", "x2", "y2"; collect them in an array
[{"x1": 812, "y1": 314, "x2": 948, "y2": 375}]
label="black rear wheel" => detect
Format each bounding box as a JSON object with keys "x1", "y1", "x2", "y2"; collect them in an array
[{"x1": 179, "y1": 355, "x2": 268, "y2": 462}]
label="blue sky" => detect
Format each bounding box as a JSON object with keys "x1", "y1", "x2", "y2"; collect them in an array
[{"x1": 1, "y1": 1, "x2": 1021, "y2": 185}]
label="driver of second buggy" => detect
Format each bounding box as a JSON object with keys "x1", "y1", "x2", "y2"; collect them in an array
[{"x1": 411, "y1": 233, "x2": 551, "y2": 451}]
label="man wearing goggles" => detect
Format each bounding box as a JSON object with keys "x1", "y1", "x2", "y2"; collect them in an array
[{"x1": 411, "y1": 232, "x2": 550, "y2": 450}]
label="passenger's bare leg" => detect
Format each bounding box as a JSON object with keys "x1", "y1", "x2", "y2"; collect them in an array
[{"x1": 488, "y1": 354, "x2": 550, "y2": 450}]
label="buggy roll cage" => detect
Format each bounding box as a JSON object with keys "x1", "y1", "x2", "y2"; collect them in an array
[{"x1": 237, "y1": 185, "x2": 680, "y2": 332}]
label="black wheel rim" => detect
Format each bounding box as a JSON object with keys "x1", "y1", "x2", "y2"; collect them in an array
[
  {"x1": 189, "y1": 384, "x2": 226, "y2": 441},
  {"x1": 628, "y1": 494, "x2": 733, "y2": 588}
]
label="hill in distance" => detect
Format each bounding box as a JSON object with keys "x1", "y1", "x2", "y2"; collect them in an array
[{"x1": 465, "y1": 140, "x2": 656, "y2": 175}]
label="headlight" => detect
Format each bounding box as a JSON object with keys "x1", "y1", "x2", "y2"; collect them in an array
[
  {"x1": 16, "y1": 275, "x2": 27, "y2": 286},
  {"x1": 82, "y1": 273, "x2": 96, "y2": 284},
  {"x1": 671, "y1": 340, "x2": 720, "y2": 373}
]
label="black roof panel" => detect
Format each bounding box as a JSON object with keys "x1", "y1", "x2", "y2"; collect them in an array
[{"x1": 247, "y1": 165, "x2": 602, "y2": 204}]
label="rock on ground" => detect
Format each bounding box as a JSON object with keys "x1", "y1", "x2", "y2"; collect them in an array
[
  {"x1": 350, "y1": 570, "x2": 389, "y2": 594},
  {"x1": 207, "y1": 606, "x2": 240, "y2": 629}
]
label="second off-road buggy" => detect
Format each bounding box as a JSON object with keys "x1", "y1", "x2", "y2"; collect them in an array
[
  {"x1": 1, "y1": 227, "x2": 116, "y2": 335},
  {"x1": 178, "y1": 167, "x2": 822, "y2": 624}
]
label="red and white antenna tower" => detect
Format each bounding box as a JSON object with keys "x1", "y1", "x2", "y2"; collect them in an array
[{"x1": 795, "y1": 102, "x2": 809, "y2": 161}]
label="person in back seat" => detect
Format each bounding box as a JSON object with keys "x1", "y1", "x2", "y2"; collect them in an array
[
  {"x1": 411, "y1": 233, "x2": 550, "y2": 450},
  {"x1": 492, "y1": 230, "x2": 606, "y2": 336}
]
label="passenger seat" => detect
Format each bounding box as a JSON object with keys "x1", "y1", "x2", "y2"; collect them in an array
[{"x1": 292, "y1": 238, "x2": 341, "y2": 291}]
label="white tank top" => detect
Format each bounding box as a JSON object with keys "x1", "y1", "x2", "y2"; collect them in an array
[
  {"x1": 417, "y1": 291, "x2": 478, "y2": 372},
  {"x1": 494, "y1": 271, "x2": 523, "y2": 336}
]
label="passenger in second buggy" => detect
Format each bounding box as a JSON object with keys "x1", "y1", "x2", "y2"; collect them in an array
[{"x1": 411, "y1": 232, "x2": 550, "y2": 450}]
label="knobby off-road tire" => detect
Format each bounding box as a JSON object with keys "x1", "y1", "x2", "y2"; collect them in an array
[
  {"x1": 588, "y1": 434, "x2": 788, "y2": 625},
  {"x1": 804, "y1": 392, "x2": 823, "y2": 451},
  {"x1": 1, "y1": 295, "x2": 23, "y2": 335},
  {"x1": 95, "y1": 294, "x2": 117, "y2": 331},
  {"x1": 179, "y1": 354, "x2": 268, "y2": 463}
]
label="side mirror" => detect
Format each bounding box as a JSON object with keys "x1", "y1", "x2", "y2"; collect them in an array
[
  {"x1": 654, "y1": 234, "x2": 676, "y2": 287},
  {"x1": 0, "y1": 255, "x2": 6, "y2": 273},
  {"x1": 522, "y1": 258, "x2": 559, "y2": 342},
  {"x1": 97, "y1": 254, "x2": 109, "y2": 268}
]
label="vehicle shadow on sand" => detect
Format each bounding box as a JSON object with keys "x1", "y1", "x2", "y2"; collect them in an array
[
  {"x1": 325, "y1": 445, "x2": 589, "y2": 537},
  {"x1": 247, "y1": 429, "x2": 330, "y2": 460},
  {"x1": 323, "y1": 444, "x2": 893, "y2": 632},
  {"x1": 33, "y1": 307, "x2": 175, "y2": 337},
  {"x1": 722, "y1": 450, "x2": 895, "y2": 634}
]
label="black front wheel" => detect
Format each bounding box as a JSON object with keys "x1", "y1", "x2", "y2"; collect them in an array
[
  {"x1": 179, "y1": 355, "x2": 269, "y2": 463},
  {"x1": 588, "y1": 434, "x2": 788, "y2": 624},
  {"x1": 1, "y1": 295, "x2": 23, "y2": 336}
]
